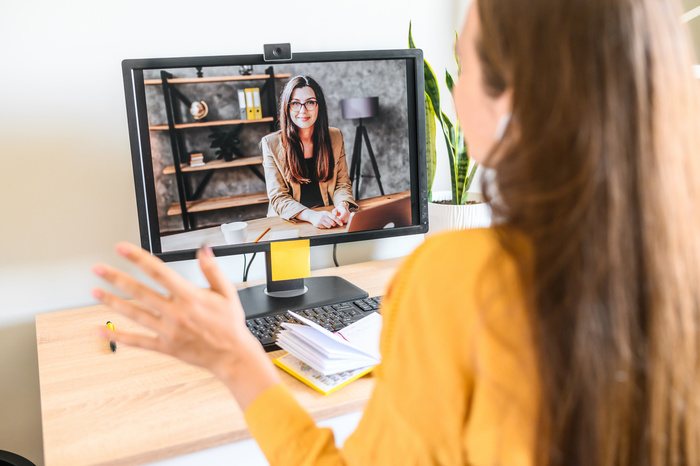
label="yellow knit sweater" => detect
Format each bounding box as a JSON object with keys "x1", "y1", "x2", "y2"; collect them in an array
[{"x1": 245, "y1": 228, "x2": 539, "y2": 465}]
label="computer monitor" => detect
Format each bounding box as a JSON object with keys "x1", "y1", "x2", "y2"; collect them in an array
[{"x1": 122, "y1": 48, "x2": 427, "y2": 316}]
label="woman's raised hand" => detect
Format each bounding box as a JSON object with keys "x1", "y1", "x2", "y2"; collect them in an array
[{"x1": 92, "y1": 243, "x2": 280, "y2": 407}]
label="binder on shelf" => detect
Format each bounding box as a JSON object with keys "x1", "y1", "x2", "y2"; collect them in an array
[
  {"x1": 237, "y1": 89, "x2": 247, "y2": 120},
  {"x1": 252, "y1": 88, "x2": 263, "y2": 120},
  {"x1": 244, "y1": 88, "x2": 256, "y2": 120}
]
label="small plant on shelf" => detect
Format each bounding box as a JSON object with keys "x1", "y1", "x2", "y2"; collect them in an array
[{"x1": 208, "y1": 128, "x2": 243, "y2": 161}]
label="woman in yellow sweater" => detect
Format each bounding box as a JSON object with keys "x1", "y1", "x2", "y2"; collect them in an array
[{"x1": 92, "y1": 0, "x2": 700, "y2": 464}]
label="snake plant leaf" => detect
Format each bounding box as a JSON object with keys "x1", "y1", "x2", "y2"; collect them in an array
[
  {"x1": 455, "y1": 127, "x2": 470, "y2": 204},
  {"x1": 408, "y1": 21, "x2": 417, "y2": 49},
  {"x1": 424, "y1": 92, "x2": 437, "y2": 202},
  {"x1": 409, "y1": 23, "x2": 448, "y2": 142},
  {"x1": 439, "y1": 110, "x2": 458, "y2": 202},
  {"x1": 446, "y1": 69, "x2": 455, "y2": 94},
  {"x1": 461, "y1": 162, "x2": 479, "y2": 205},
  {"x1": 454, "y1": 32, "x2": 461, "y2": 76}
]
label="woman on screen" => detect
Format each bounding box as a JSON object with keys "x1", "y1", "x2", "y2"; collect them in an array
[
  {"x1": 261, "y1": 75, "x2": 358, "y2": 229},
  {"x1": 94, "y1": 0, "x2": 700, "y2": 464}
]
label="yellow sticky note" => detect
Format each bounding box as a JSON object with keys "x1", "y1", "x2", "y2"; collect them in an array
[{"x1": 270, "y1": 239, "x2": 311, "y2": 281}]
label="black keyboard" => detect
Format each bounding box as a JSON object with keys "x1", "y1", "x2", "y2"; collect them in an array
[{"x1": 245, "y1": 296, "x2": 382, "y2": 351}]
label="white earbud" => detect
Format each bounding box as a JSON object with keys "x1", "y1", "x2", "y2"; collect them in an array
[{"x1": 495, "y1": 113, "x2": 512, "y2": 141}]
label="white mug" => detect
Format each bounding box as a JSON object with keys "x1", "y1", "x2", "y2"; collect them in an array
[{"x1": 220, "y1": 222, "x2": 248, "y2": 244}]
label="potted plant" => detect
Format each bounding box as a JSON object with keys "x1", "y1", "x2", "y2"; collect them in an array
[{"x1": 409, "y1": 24, "x2": 491, "y2": 232}]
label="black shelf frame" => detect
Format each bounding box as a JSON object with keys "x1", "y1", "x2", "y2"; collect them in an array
[{"x1": 159, "y1": 66, "x2": 280, "y2": 231}]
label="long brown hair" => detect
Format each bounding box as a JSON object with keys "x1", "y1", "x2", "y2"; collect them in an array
[
  {"x1": 476, "y1": 0, "x2": 700, "y2": 465},
  {"x1": 278, "y1": 75, "x2": 334, "y2": 184}
]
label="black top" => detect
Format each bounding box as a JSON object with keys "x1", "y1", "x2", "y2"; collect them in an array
[{"x1": 299, "y1": 156, "x2": 324, "y2": 208}]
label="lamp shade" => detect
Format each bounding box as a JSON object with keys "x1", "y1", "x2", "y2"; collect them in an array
[{"x1": 340, "y1": 97, "x2": 379, "y2": 119}]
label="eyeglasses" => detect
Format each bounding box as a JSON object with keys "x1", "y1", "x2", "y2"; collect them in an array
[{"x1": 289, "y1": 100, "x2": 318, "y2": 112}]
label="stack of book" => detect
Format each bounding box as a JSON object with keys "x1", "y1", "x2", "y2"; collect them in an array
[
  {"x1": 189, "y1": 152, "x2": 205, "y2": 167},
  {"x1": 274, "y1": 311, "x2": 382, "y2": 395},
  {"x1": 237, "y1": 88, "x2": 263, "y2": 120}
]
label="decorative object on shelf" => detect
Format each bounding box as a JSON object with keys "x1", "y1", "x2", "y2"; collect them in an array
[
  {"x1": 341, "y1": 96, "x2": 384, "y2": 198},
  {"x1": 238, "y1": 65, "x2": 254, "y2": 75},
  {"x1": 189, "y1": 100, "x2": 209, "y2": 120},
  {"x1": 409, "y1": 23, "x2": 489, "y2": 232},
  {"x1": 189, "y1": 152, "x2": 205, "y2": 167},
  {"x1": 208, "y1": 127, "x2": 243, "y2": 162}
]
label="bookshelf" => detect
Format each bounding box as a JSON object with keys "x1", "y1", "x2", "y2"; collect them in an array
[
  {"x1": 166, "y1": 192, "x2": 270, "y2": 216},
  {"x1": 162, "y1": 156, "x2": 263, "y2": 175},
  {"x1": 151, "y1": 67, "x2": 289, "y2": 230}
]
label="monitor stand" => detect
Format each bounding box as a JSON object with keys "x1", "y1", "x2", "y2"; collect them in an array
[{"x1": 236, "y1": 252, "x2": 368, "y2": 318}]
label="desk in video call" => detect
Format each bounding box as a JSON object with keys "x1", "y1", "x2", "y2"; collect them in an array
[{"x1": 162, "y1": 191, "x2": 411, "y2": 252}]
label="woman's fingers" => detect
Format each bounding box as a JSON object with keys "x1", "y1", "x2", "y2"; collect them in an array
[
  {"x1": 93, "y1": 263, "x2": 168, "y2": 310},
  {"x1": 321, "y1": 212, "x2": 343, "y2": 228},
  {"x1": 93, "y1": 288, "x2": 163, "y2": 333},
  {"x1": 115, "y1": 242, "x2": 193, "y2": 296},
  {"x1": 197, "y1": 246, "x2": 233, "y2": 297}
]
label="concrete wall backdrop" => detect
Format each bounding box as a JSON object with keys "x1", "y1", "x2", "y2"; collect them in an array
[{"x1": 0, "y1": 0, "x2": 463, "y2": 464}]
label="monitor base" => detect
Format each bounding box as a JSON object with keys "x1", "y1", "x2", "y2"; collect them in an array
[{"x1": 238, "y1": 276, "x2": 368, "y2": 318}]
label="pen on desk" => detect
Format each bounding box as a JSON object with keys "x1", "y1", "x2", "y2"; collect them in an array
[
  {"x1": 254, "y1": 227, "x2": 271, "y2": 243},
  {"x1": 106, "y1": 321, "x2": 117, "y2": 352}
]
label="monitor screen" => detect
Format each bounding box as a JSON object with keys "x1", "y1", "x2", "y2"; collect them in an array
[{"x1": 122, "y1": 49, "x2": 427, "y2": 261}]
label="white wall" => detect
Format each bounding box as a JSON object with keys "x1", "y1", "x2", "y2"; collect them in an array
[{"x1": 0, "y1": 0, "x2": 467, "y2": 464}]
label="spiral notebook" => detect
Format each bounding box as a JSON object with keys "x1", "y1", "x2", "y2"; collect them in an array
[{"x1": 274, "y1": 311, "x2": 382, "y2": 395}]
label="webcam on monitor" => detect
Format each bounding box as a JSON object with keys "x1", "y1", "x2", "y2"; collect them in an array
[{"x1": 263, "y1": 43, "x2": 292, "y2": 62}]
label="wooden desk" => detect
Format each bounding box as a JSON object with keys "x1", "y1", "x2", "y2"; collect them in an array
[{"x1": 36, "y1": 258, "x2": 402, "y2": 466}]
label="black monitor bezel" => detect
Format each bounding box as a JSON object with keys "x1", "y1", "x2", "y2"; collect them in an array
[{"x1": 122, "y1": 48, "x2": 428, "y2": 262}]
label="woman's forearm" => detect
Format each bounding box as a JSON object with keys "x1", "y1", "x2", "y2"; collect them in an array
[
  {"x1": 295, "y1": 209, "x2": 313, "y2": 223},
  {"x1": 215, "y1": 338, "x2": 282, "y2": 410}
]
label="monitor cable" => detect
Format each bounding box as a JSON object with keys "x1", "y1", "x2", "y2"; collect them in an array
[
  {"x1": 243, "y1": 253, "x2": 257, "y2": 282},
  {"x1": 333, "y1": 244, "x2": 339, "y2": 267}
]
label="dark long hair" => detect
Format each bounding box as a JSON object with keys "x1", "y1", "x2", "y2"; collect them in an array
[
  {"x1": 476, "y1": 0, "x2": 700, "y2": 465},
  {"x1": 278, "y1": 75, "x2": 334, "y2": 184}
]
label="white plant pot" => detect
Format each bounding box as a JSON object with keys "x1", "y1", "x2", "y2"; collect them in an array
[{"x1": 427, "y1": 190, "x2": 491, "y2": 234}]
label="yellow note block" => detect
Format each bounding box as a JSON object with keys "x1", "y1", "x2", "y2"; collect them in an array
[{"x1": 270, "y1": 239, "x2": 311, "y2": 281}]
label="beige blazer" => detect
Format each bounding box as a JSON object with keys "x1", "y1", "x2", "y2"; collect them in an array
[{"x1": 261, "y1": 127, "x2": 358, "y2": 220}]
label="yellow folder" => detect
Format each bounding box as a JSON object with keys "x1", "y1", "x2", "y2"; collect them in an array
[
  {"x1": 253, "y1": 87, "x2": 263, "y2": 120},
  {"x1": 244, "y1": 88, "x2": 255, "y2": 120}
]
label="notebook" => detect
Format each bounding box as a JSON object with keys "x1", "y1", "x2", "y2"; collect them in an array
[
  {"x1": 273, "y1": 354, "x2": 375, "y2": 395},
  {"x1": 274, "y1": 311, "x2": 382, "y2": 394}
]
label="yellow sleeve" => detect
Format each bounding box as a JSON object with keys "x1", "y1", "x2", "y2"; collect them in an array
[{"x1": 244, "y1": 233, "x2": 478, "y2": 465}]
